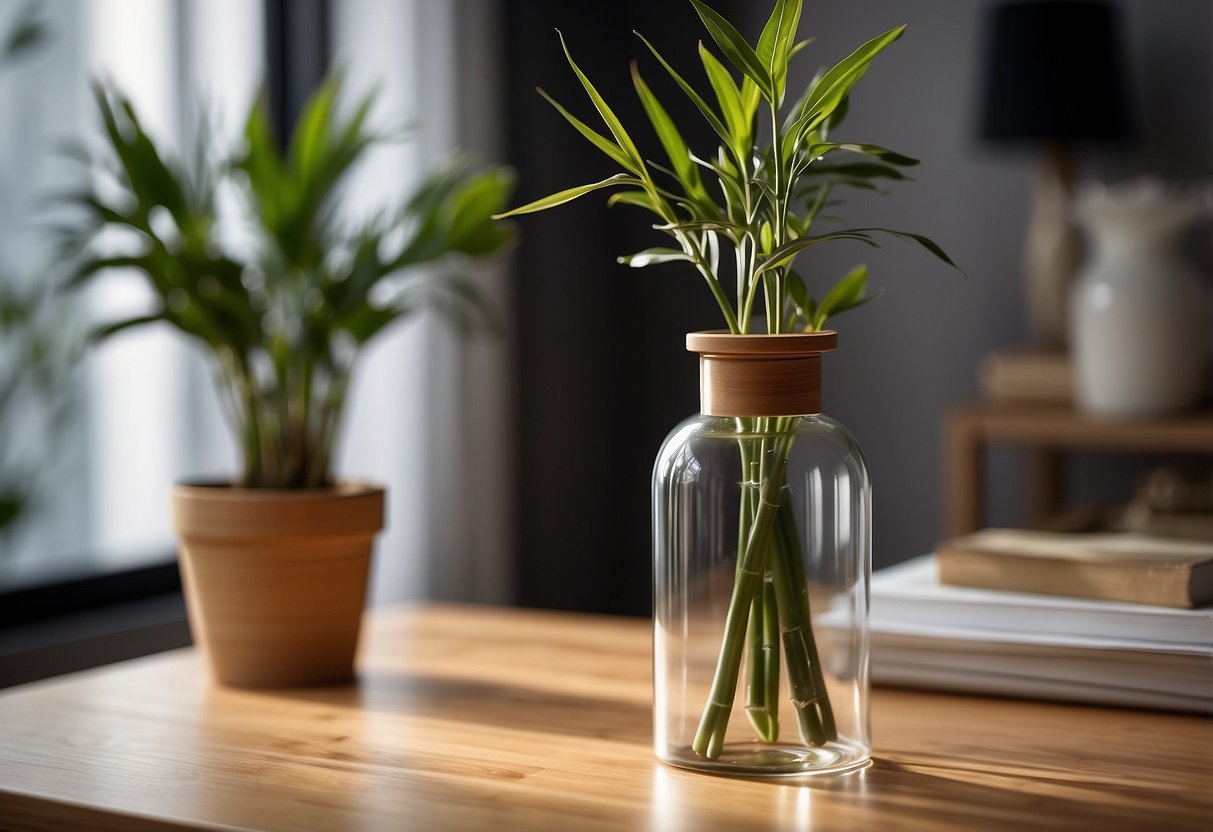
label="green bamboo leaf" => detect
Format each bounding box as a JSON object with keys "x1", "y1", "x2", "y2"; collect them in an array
[
  {"x1": 699, "y1": 43, "x2": 747, "y2": 153},
  {"x1": 610, "y1": 186, "x2": 697, "y2": 220},
  {"x1": 689, "y1": 152, "x2": 747, "y2": 207},
  {"x1": 643, "y1": 159, "x2": 686, "y2": 188},
  {"x1": 618, "y1": 247, "x2": 692, "y2": 268},
  {"x1": 689, "y1": 0, "x2": 773, "y2": 101},
  {"x1": 634, "y1": 32, "x2": 734, "y2": 155},
  {"x1": 785, "y1": 268, "x2": 820, "y2": 330},
  {"x1": 849, "y1": 226, "x2": 964, "y2": 273},
  {"x1": 817, "y1": 288, "x2": 881, "y2": 329},
  {"x1": 608, "y1": 183, "x2": 695, "y2": 220},
  {"x1": 743, "y1": 0, "x2": 802, "y2": 111},
  {"x1": 557, "y1": 30, "x2": 645, "y2": 174},
  {"x1": 769, "y1": 0, "x2": 802, "y2": 77},
  {"x1": 824, "y1": 93, "x2": 849, "y2": 136},
  {"x1": 788, "y1": 38, "x2": 813, "y2": 60},
  {"x1": 784, "y1": 26, "x2": 905, "y2": 154},
  {"x1": 738, "y1": 82, "x2": 761, "y2": 127},
  {"x1": 538, "y1": 87, "x2": 639, "y2": 175},
  {"x1": 756, "y1": 230, "x2": 877, "y2": 275},
  {"x1": 808, "y1": 142, "x2": 919, "y2": 166},
  {"x1": 492, "y1": 174, "x2": 640, "y2": 218},
  {"x1": 654, "y1": 218, "x2": 749, "y2": 237},
  {"x1": 607, "y1": 190, "x2": 659, "y2": 211},
  {"x1": 801, "y1": 161, "x2": 908, "y2": 180},
  {"x1": 816, "y1": 263, "x2": 868, "y2": 320},
  {"x1": 759, "y1": 221, "x2": 774, "y2": 254},
  {"x1": 629, "y1": 65, "x2": 703, "y2": 197}
]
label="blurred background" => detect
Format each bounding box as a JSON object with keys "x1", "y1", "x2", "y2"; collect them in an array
[{"x1": 1, "y1": 0, "x2": 1210, "y2": 682}]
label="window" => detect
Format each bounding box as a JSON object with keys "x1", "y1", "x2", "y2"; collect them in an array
[{"x1": 1, "y1": 0, "x2": 513, "y2": 607}]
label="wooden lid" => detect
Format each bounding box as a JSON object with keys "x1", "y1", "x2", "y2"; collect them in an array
[
  {"x1": 686, "y1": 331, "x2": 838, "y2": 417},
  {"x1": 686, "y1": 330, "x2": 838, "y2": 356}
]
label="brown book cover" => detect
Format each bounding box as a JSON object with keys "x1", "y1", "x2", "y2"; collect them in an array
[
  {"x1": 978, "y1": 349, "x2": 1072, "y2": 404},
  {"x1": 937, "y1": 529, "x2": 1213, "y2": 608}
]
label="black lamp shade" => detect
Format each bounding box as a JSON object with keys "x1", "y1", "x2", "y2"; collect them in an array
[{"x1": 978, "y1": 0, "x2": 1133, "y2": 142}]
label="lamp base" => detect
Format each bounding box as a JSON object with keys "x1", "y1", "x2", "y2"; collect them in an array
[{"x1": 1023, "y1": 144, "x2": 1082, "y2": 349}]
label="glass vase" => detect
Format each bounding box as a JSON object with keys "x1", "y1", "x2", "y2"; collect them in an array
[{"x1": 653, "y1": 331, "x2": 871, "y2": 776}]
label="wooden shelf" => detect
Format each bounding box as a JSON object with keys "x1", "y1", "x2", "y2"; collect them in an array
[
  {"x1": 0, "y1": 603, "x2": 1211, "y2": 831},
  {"x1": 944, "y1": 401, "x2": 1213, "y2": 536}
]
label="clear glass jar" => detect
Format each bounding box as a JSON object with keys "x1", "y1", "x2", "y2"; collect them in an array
[{"x1": 652, "y1": 332, "x2": 871, "y2": 776}]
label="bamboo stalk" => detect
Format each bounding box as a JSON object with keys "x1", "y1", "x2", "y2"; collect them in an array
[
  {"x1": 770, "y1": 501, "x2": 831, "y2": 745},
  {"x1": 691, "y1": 433, "x2": 792, "y2": 759},
  {"x1": 739, "y1": 434, "x2": 778, "y2": 741},
  {"x1": 775, "y1": 489, "x2": 837, "y2": 741}
]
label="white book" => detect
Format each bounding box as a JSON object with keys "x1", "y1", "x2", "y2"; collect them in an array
[
  {"x1": 872, "y1": 555, "x2": 1213, "y2": 647},
  {"x1": 865, "y1": 626, "x2": 1213, "y2": 700},
  {"x1": 822, "y1": 555, "x2": 1213, "y2": 713},
  {"x1": 873, "y1": 656, "x2": 1211, "y2": 713}
]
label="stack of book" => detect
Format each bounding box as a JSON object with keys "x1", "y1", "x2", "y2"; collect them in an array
[
  {"x1": 865, "y1": 529, "x2": 1213, "y2": 713},
  {"x1": 978, "y1": 348, "x2": 1072, "y2": 404}
]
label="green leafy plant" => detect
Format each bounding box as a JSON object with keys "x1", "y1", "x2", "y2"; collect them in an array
[
  {"x1": 497, "y1": 0, "x2": 956, "y2": 332},
  {"x1": 62, "y1": 77, "x2": 515, "y2": 489},
  {"x1": 496, "y1": 0, "x2": 958, "y2": 759}
]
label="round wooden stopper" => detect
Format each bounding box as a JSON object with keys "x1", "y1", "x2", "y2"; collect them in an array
[{"x1": 686, "y1": 331, "x2": 838, "y2": 417}]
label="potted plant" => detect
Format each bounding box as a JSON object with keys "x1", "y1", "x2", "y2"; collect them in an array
[
  {"x1": 496, "y1": 0, "x2": 958, "y2": 774},
  {"x1": 63, "y1": 77, "x2": 515, "y2": 686}
]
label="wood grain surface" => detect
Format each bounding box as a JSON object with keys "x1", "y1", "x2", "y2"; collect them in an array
[{"x1": 0, "y1": 603, "x2": 1210, "y2": 831}]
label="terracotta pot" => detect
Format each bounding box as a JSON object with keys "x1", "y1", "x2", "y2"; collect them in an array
[{"x1": 172, "y1": 482, "x2": 385, "y2": 687}]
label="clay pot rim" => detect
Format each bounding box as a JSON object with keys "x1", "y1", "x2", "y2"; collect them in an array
[
  {"x1": 173, "y1": 480, "x2": 385, "y2": 502},
  {"x1": 686, "y1": 329, "x2": 838, "y2": 356},
  {"x1": 172, "y1": 480, "x2": 385, "y2": 539}
]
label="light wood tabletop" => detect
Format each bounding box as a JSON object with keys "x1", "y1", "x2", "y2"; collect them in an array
[{"x1": 0, "y1": 603, "x2": 1210, "y2": 831}]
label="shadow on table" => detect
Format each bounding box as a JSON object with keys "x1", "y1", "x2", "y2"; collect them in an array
[{"x1": 246, "y1": 669, "x2": 654, "y2": 746}]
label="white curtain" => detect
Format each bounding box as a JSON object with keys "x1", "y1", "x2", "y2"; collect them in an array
[
  {"x1": 85, "y1": 0, "x2": 258, "y2": 565},
  {"x1": 332, "y1": 0, "x2": 514, "y2": 605}
]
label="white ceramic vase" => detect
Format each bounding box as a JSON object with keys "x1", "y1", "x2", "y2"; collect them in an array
[{"x1": 1070, "y1": 180, "x2": 1211, "y2": 419}]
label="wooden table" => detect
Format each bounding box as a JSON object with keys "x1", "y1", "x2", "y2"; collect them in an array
[
  {"x1": 0, "y1": 604, "x2": 1210, "y2": 831},
  {"x1": 944, "y1": 401, "x2": 1213, "y2": 536}
]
